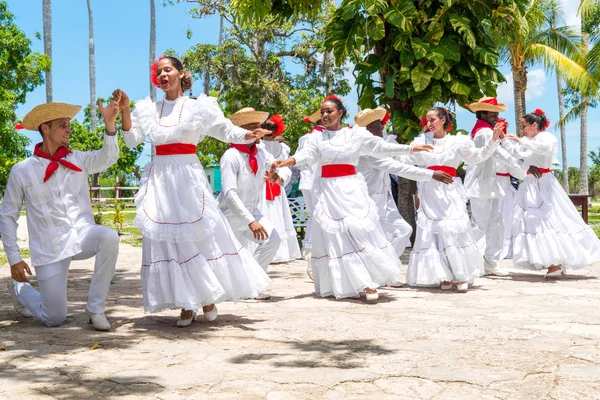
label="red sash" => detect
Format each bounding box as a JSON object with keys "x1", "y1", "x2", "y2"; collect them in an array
[
  {"x1": 321, "y1": 164, "x2": 356, "y2": 178},
  {"x1": 427, "y1": 165, "x2": 457, "y2": 177},
  {"x1": 527, "y1": 168, "x2": 552, "y2": 175},
  {"x1": 496, "y1": 172, "x2": 510, "y2": 177},
  {"x1": 155, "y1": 143, "x2": 197, "y2": 155}
]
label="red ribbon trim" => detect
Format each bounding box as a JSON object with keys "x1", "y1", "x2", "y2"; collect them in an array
[
  {"x1": 496, "y1": 172, "x2": 510, "y2": 177},
  {"x1": 527, "y1": 168, "x2": 552, "y2": 175},
  {"x1": 427, "y1": 165, "x2": 457, "y2": 177}
]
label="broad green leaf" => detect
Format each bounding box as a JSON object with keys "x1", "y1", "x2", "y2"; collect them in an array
[
  {"x1": 424, "y1": 21, "x2": 445, "y2": 45},
  {"x1": 474, "y1": 48, "x2": 499, "y2": 66},
  {"x1": 393, "y1": 34, "x2": 408, "y2": 52},
  {"x1": 449, "y1": 14, "x2": 476, "y2": 49},
  {"x1": 358, "y1": 80, "x2": 376, "y2": 109},
  {"x1": 412, "y1": 83, "x2": 442, "y2": 118},
  {"x1": 449, "y1": 80, "x2": 471, "y2": 96},
  {"x1": 366, "y1": 16, "x2": 386, "y2": 41},
  {"x1": 410, "y1": 37, "x2": 430, "y2": 59},
  {"x1": 426, "y1": 51, "x2": 445, "y2": 67},
  {"x1": 431, "y1": 37, "x2": 461, "y2": 62},
  {"x1": 342, "y1": 0, "x2": 361, "y2": 21},
  {"x1": 383, "y1": 3, "x2": 416, "y2": 33},
  {"x1": 355, "y1": 54, "x2": 381, "y2": 75},
  {"x1": 364, "y1": 0, "x2": 388, "y2": 15},
  {"x1": 411, "y1": 62, "x2": 434, "y2": 92},
  {"x1": 385, "y1": 70, "x2": 398, "y2": 98},
  {"x1": 399, "y1": 45, "x2": 415, "y2": 66}
]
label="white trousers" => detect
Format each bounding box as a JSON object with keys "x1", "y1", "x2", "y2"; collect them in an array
[
  {"x1": 300, "y1": 190, "x2": 314, "y2": 256},
  {"x1": 377, "y1": 194, "x2": 413, "y2": 258},
  {"x1": 470, "y1": 197, "x2": 504, "y2": 265},
  {"x1": 234, "y1": 216, "x2": 281, "y2": 272},
  {"x1": 14, "y1": 225, "x2": 119, "y2": 327}
]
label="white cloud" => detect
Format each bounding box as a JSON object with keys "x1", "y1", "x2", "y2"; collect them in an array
[
  {"x1": 560, "y1": 0, "x2": 581, "y2": 30},
  {"x1": 495, "y1": 68, "x2": 547, "y2": 104}
]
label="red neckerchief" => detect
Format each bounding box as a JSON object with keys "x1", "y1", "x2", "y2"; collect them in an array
[
  {"x1": 33, "y1": 142, "x2": 82, "y2": 183},
  {"x1": 471, "y1": 120, "x2": 493, "y2": 138},
  {"x1": 265, "y1": 178, "x2": 281, "y2": 201},
  {"x1": 309, "y1": 125, "x2": 325, "y2": 134},
  {"x1": 229, "y1": 143, "x2": 258, "y2": 175}
]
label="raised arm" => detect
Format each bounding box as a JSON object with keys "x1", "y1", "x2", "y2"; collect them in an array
[{"x1": 79, "y1": 96, "x2": 121, "y2": 174}]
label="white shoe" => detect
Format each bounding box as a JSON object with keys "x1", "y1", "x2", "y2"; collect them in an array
[
  {"x1": 387, "y1": 281, "x2": 404, "y2": 288},
  {"x1": 545, "y1": 266, "x2": 566, "y2": 278},
  {"x1": 456, "y1": 282, "x2": 469, "y2": 292},
  {"x1": 484, "y1": 261, "x2": 509, "y2": 277},
  {"x1": 85, "y1": 310, "x2": 111, "y2": 331},
  {"x1": 441, "y1": 282, "x2": 453, "y2": 290},
  {"x1": 176, "y1": 310, "x2": 196, "y2": 327},
  {"x1": 7, "y1": 280, "x2": 33, "y2": 318},
  {"x1": 254, "y1": 292, "x2": 272, "y2": 300},
  {"x1": 365, "y1": 291, "x2": 379, "y2": 301},
  {"x1": 202, "y1": 305, "x2": 218, "y2": 322}
]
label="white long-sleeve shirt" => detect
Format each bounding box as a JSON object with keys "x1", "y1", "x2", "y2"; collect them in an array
[
  {"x1": 502, "y1": 131, "x2": 558, "y2": 170},
  {"x1": 464, "y1": 126, "x2": 526, "y2": 199},
  {"x1": 0, "y1": 134, "x2": 119, "y2": 267},
  {"x1": 296, "y1": 132, "x2": 316, "y2": 191},
  {"x1": 218, "y1": 143, "x2": 291, "y2": 230},
  {"x1": 357, "y1": 156, "x2": 433, "y2": 198}
]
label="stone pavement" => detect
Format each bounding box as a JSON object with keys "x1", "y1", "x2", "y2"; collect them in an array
[{"x1": 1, "y1": 234, "x2": 600, "y2": 399}]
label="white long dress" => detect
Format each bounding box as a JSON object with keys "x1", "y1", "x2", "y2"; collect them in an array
[
  {"x1": 406, "y1": 134, "x2": 500, "y2": 287},
  {"x1": 257, "y1": 140, "x2": 302, "y2": 262},
  {"x1": 123, "y1": 95, "x2": 270, "y2": 312},
  {"x1": 292, "y1": 126, "x2": 415, "y2": 298},
  {"x1": 506, "y1": 132, "x2": 600, "y2": 270}
]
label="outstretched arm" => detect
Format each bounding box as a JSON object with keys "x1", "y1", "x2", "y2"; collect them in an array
[{"x1": 80, "y1": 94, "x2": 121, "y2": 174}]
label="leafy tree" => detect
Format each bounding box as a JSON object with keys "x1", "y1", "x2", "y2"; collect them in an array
[
  {"x1": 0, "y1": 1, "x2": 50, "y2": 192},
  {"x1": 168, "y1": 0, "x2": 349, "y2": 163}
]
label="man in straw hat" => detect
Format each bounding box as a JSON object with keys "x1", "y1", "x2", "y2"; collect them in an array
[
  {"x1": 355, "y1": 107, "x2": 454, "y2": 261},
  {"x1": 463, "y1": 97, "x2": 526, "y2": 276},
  {"x1": 0, "y1": 92, "x2": 124, "y2": 330},
  {"x1": 295, "y1": 109, "x2": 323, "y2": 268},
  {"x1": 218, "y1": 107, "x2": 291, "y2": 300}
]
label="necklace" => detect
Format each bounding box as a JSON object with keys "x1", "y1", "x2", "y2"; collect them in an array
[{"x1": 154, "y1": 98, "x2": 188, "y2": 127}]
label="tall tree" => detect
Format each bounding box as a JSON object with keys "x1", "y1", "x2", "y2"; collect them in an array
[
  {"x1": 0, "y1": 1, "x2": 50, "y2": 191},
  {"x1": 492, "y1": 0, "x2": 590, "y2": 136},
  {"x1": 42, "y1": 0, "x2": 52, "y2": 102},
  {"x1": 87, "y1": 0, "x2": 97, "y2": 132}
]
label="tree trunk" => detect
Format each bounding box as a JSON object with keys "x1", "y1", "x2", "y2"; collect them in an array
[
  {"x1": 512, "y1": 65, "x2": 527, "y2": 136},
  {"x1": 42, "y1": 0, "x2": 52, "y2": 102},
  {"x1": 396, "y1": 177, "x2": 417, "y2": 245},
  {"x1": 556, "y1": 71, "x2": 568, "y2": 192},
  {"x1": 322, "y1": 0, "x2": 336, "y2": 94},
  {"x1": 580, "y1": 98, "x2": 589, "y2": 194},
  {"x1": 87, "y1": 0, "x2": 97, "y2": 132},
  {"x1": 203, "y1": 71, "x2": 210, "y2": 95},
  {"x1": 149, "y1": 0, "x2": 156, "y2": 102}
]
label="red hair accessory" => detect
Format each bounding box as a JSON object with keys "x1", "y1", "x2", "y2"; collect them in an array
[
  {"x1": 15, "y1": 123, "x2": 24, "y2": 130},
  {"x1": 421, "y1": 117, "x2": 427, "y2": 128},
  {"x1": 303, "y1": 116, "x2": 310, "y2": 123},
  {"x1": 497, "y1": 118, "x2": 508, "y2": 134},
  {"x1": 270, "y1": 114, "x2": 285, "y2": 136},
  {"x1": 324, "y1": 94, "x2": 342, "y2": 102},
  {"x1": 150, "y1": 55, "x2": 166, "y2": 88},
  {"x1": 381, "y1": 112, "x2": 390, "y2": 126},
  {"x1": 533, "y1": 109, "x2": 550, "y2": 130}
]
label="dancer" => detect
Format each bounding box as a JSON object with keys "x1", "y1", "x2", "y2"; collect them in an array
[
  {"x1": 271, "y1": 96, "x2": 433, "y2": 301},
  {"x1": 255, "y1": 115, "x2": 302, "y2": 263},
  {"x1": 218, "y1": 107, "x2": 292, "y2": 300},
  {"x1": 0, "y1": 96, "x2": 122, "y2": 330},
  {"x1": 505, "y1": 109, "x2": 600, "y2": 276},
  {"x1": 121, "y1": 56, "x2": 270, "y2": 326},
  {"x1": 406, "y1": 107, "x2": 505, "y2": 292},
  {"x1": 464, "y1": 98, "x2": 526, "y2": 276},
  {"x1": 354, "y1": 107, "x2": 454, "y2": 257}
]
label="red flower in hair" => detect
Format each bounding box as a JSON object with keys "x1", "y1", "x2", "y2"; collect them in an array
[
  {"x1": 534, "y1": 108, "x2": 545, "y2": 115},
  {"x1": 324, "y1": 94, "x2": 342, "y2": 102},
  {"x1": 445, "y1": 124, "x2": 453, "y2": 132},
  {"x1": 381, "y1": 112, "x2": 390, "y2": 126},
  {"x1": 14, "y1": 123, "x2": 24, "y2": 130},
  {"x1": 150, "y1": 55, "x2": 166, "y2": 88},
  {"x1": 421, "y1": 117, "x2": 427, "y2": 128},
  {"x1": 533, "y1": 108, "x2": 550, "y2": 130},
  {"x1": 270, "y1": 114, "x2": 286, "y2": 136},
  {"x1": 303, "y1": 116, "x2": 310, "y2": 123}
]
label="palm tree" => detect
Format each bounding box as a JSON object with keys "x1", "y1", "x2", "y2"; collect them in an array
[
  {"x1": 87, "y1": 0, "x2": 97, "y2": 132},
  {"x1": 492, "y1": 0, "x2": 591, "y2": 136},
  {"x1": 150, "y1": 0, "x2": 156, "y2": 102},
  {"x1": 42, "y1": 0, "x2": 52, "y2": 102}
]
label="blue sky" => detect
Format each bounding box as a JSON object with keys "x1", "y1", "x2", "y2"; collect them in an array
[{"x1": 7, "y1": 0, "x2": 599, "y2": 169}]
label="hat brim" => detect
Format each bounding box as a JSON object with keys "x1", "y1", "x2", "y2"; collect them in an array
[
  {"x1": 467, "y1": 103, "x2": 507, "y2": 113},
  {"x1": 307, "y1": 110, "x2": 321, "y2": 124},
  {"x1": 355, "y1": 108, "x2": 387, "y2": 127},
  {"x1": 230, "y1": 111, "x2": 269, "y2": 127},
  {"x1": 22, "y1": 102, "x2": 82, "y2": 131}
]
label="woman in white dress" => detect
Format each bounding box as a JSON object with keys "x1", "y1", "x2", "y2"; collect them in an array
[
  {"x1": 255, "y1": 115, "x2": 302, "y2": 262},
  {"x1": 406, "y1": 107, "x2": 504, "y2": 292},
  {"x1": 505, "y1": 109, "x2": 600, "y2": 276},
  {"x1": 271, "y1": 96, "x2": 433, "y2": 301},
  {"x1": 121, "y1": 56, "x2": 271, "y2": 326}
]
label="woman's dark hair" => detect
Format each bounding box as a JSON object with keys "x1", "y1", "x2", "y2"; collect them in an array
[
  {"x1": 162, "y1": 56, "x2": 193, "y2": 92},
  {"x1": 322, "y1": 95, "x2": 347, "y2": 118},
  {"x1": 261, "y1": 119, "x2": 277, "y2": 132},
  {"x1": 522, "y1": 110, "x2": 548, "y2": 131},
  {"x1": 428, "y1": 107, "x2": 454, "y2": 130}
]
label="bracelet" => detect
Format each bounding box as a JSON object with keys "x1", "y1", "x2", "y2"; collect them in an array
[{"x1": 105, "y1": 129, "x2": 117, "y2": 136}]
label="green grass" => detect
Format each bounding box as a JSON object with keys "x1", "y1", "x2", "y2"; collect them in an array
[
  {"x1": 0, "y1": 247, "x2": 30, "y2": 266},
  {"x1": 98, "y1": 212, "x2": 142, "y2": 247}
]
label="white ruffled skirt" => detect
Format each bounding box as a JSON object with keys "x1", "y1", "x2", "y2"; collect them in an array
[
  {"x1": 512, "y1": 173, "x2": 600, "y2": 270},
  {"x1": 497, "y1": 176, "x2": 515, "y2": 259},
  {"x1": 256, "y1": 182, "x2": 301, "y2": 263},
  {"x1": 310, "y1": 174, "x2": 401, "y2": 298},
  {"x1": 135, "y1": 154, "x2": 270, "y2": 312},
  {"x1": 407, "y1": 180, "x2": 484, "y2": 287}
]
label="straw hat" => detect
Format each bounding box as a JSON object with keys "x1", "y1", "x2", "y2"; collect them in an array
[
  {"x1": 22, "y1": 102, "x2": 82, "y2": 131},
  {"x1": 354, "y1": 107, "x2": 387, "y2": 127},
  {"x1": 305, "y1": 109, "x2": 321, "y2": 124},
  {"x1": 466, "y1": 97, "x2": 507, "y2": 113},
  {"x1": 230, "y1": 107, "x2": 269, "y2": 127}
]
